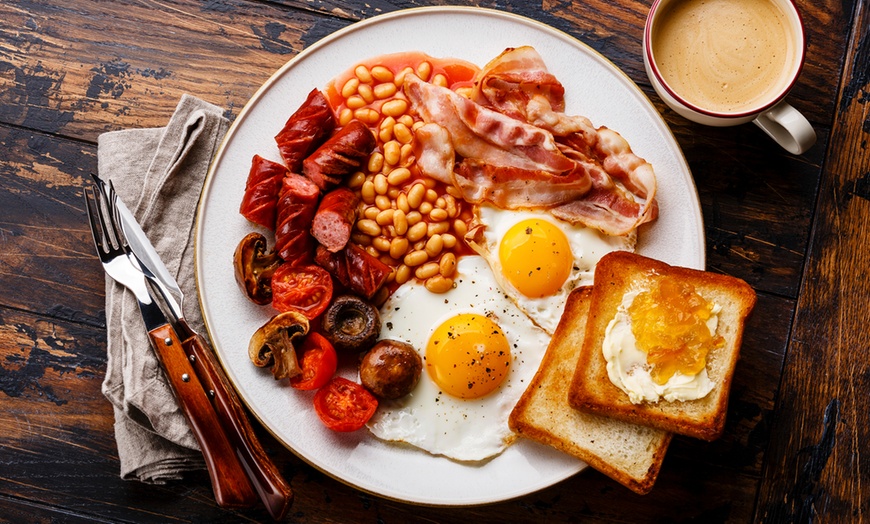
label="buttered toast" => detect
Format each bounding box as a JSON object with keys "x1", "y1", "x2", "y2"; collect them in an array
[
  {"x1": 509, "y1": 287, "x2": 671, "y2": 495},
  {"x1": 567, "y1": 252, "x2": 756, "y2": 441}
]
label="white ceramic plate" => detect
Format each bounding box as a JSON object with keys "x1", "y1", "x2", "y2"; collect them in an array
[{"x1": 195, "y1": 6, "x2": 704, "y2": 506}]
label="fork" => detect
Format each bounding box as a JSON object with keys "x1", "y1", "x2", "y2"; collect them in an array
[{"x1": 84, "y1": 183, "x2": 259, "y2": 509}]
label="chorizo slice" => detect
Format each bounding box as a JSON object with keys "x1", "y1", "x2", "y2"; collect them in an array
[
  {"x1": 303, "y1": 120, "x2": 376, "y2": 190},
  {"x1": 275, "y1": 174, "x2": 321, "y2": 264},
  {"x1": 239, "y1": 155, "x2": 286, "y2": 230},
  {"x1": 275, "y1": 88, "x2": 336, "y2": 173},
  {"x1": 311, "y1": 187, "x2": 360, "y2": 253},
  {"x1": 314, "y1": 244, "x2": 391, "y2": 299}
]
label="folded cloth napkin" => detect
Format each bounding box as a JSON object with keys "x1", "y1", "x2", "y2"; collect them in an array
[{"x1": 98, "y1": 95, "x2": 230, "y2": 483}]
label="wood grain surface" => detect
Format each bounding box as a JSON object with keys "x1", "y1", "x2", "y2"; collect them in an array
[{"x1": 0, "y1": 0, "x2": 867, "y2": 522}]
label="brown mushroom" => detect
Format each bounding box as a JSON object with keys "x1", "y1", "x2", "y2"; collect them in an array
[
  {"x1": 359, "y1": 340, "x2": 422, "y2": 400},
  {"x1": 321, "y1": 295, "x2": 380, "y2": 352},
  {"x1": 249, "y1": 310, "x2": 309, "y2": 380},
  {"x1": 234, "y1": 232, "x2": 282, "y2": 305}
]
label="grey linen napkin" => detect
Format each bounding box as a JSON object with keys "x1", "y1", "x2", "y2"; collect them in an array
[{"x1": 97, "y1": 95, "x2": 229, "y2": 483}]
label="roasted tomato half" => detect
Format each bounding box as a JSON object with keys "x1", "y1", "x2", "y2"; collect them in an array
[
  {"x1": 271, "y1": 264, "x2": 333, "y2": 320},
  {"x1": 289, "y1": 332, "x2": 338, "y2": 391},
  {"x1": 313, "y1": 377, "x2": 378, "y2": 432}
]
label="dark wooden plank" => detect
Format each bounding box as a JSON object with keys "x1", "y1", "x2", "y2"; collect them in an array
[
  {"x1": 754, "y1": 2, "x2": 870, "y2": 521},
  {"x1": 0, "y1": 0, "x2": 350, "y2": 140},
  {"x1": 0, "y1": 126, "x2": 102, "y2": 325},
  {"x1": 0, "y1": 497, "x2": 111, "y2": 524}
]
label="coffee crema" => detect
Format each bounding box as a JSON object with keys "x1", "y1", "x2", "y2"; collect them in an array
[{"x1": 650, "y1": 0, "x2": 797, "y2": 114}]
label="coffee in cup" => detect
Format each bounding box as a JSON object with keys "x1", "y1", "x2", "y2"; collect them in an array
[{"x1": 643, "y1": 0, "x2": 816, "y2": 154}]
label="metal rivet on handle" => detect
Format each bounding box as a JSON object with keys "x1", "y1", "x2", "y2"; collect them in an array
[
  {"x1": 181, "y1": 373, "x2": 190, "y2": 382},
  {"x1": 189, "y1": 355, "x2": 196, "y2": 363},
  {"x1": 164, "y1": 337, "x2": 172, "y2": 346}
]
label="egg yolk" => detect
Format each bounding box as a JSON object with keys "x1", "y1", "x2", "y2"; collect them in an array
[
  {"x1": 425, "y1": 313, "x2": 512, "y2": 399},
  {"x1": 628, "y1": 277, "x2": 725, "y2": 385},
  {"x1": 498, "y1": 218, "x2": 573, "y2": 298}
]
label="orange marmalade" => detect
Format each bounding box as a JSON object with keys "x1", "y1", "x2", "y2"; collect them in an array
[{"x1": 628, "y1": 276, "x2": 724, "y2": 385}]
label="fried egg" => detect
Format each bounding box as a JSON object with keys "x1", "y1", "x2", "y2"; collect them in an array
[
  {"x1": 471, "y1": 204, "x2": 635, "y2": 334},
  {"x1": 367, "y1": 256, "x2": 550, "y2": 462}
]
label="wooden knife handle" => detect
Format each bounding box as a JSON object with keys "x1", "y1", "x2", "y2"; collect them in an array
[
  {"x1": 182, "y1": 330, "x2": 293, "y2": 521},
  {"x1": 147, "y1": 324, "x2": 257, "y2": 509}
]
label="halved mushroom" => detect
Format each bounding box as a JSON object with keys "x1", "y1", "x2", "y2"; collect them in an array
[
  {"x1": 321, "y1": 295, "x2": 380, "y2": 352},
  {"x1": 234, "y1": 232, "x2": 282, "y2": 305},
  {"x1": 249, "y1": 310, "x2": 309, "y2": 380}
]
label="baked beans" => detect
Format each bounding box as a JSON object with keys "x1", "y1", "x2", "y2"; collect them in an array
[{"x1": 334, "y1": 57, "x2": 473, "y2": 294}]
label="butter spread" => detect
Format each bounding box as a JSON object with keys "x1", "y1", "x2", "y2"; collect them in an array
[{"x1": 602, "y1": 289, "x2": 719, "y2": 403}]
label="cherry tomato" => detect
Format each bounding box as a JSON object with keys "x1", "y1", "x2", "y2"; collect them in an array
[
  {"x1": 313, "y1": 377, "x2": 378, "y2": 432},
  {"x1": 289, "y1": 333, "x2": 337, "y2": 391},
  {"x1": 271, "y1": 264, "x2": 333, "y2": 320}
]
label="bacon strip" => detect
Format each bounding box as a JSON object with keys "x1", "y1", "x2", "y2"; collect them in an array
[
  {"x1": 275, "y1": 88, "x2": 336, "y2": 173},
  {"x1": 274, "y1": 174, "x2": 320, "y2": 264},
  {"x1": 453, "y1": 160, "x2": 591, "y2": 208},
  {"x1": 407, "y1": 48, "x2": 658, "y2": 236},
  {"x1": 404, "y1": 75, "x2": 574, "y2": 174},
  {"x1": 412, "y1": 123, "x2": 455, "y2": 185},
  {"x1": 239, "y1": 155, "x2": 286, "y2": 230},
  {"x1": 472, "y1": 46, "x2": 567, "y2": 119}
]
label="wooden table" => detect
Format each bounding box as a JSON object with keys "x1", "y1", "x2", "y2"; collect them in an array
[{"x1": 2, "y1": 0, "x2": 867, "y2": 521}]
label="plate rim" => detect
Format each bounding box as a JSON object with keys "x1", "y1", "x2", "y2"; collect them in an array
[{"x1": 194, "y1": 5, "x2": 704, "y2": 507}]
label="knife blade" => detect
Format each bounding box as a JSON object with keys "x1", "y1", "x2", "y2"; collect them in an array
[
  {"x1": 115, "y1": 199, "x2": 185, "y2": 319},
  {"x1": 113, "y1": 187, "x2": 293, "y2": 521}
]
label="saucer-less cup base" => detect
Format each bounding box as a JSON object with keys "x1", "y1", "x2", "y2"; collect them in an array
[{"x1": 643, "y1": 0, "x2": 816, "y2": 154}]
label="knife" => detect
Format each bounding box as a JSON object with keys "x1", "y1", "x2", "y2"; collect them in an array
[{"x1": 110, "y1": 181, "x2": 293, "y2": 521}]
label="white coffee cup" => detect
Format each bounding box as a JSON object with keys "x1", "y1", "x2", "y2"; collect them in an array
[{"x1": 643, "y1": 0, "x2": 816, "y2": 154}]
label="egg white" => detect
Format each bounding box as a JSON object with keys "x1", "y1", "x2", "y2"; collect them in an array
[
  {"x1": 367, "y1": 256, "x2": 551, "y2": 462},
  {"x1": 472, "y1": 205, "x2": 635, "y2": 334}
]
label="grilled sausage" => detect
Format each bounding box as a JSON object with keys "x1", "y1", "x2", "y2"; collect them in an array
[
  {"x1": 303, "y1": 120, "x2": 376, "y2": 190},
  {"x1": 311, "y1": 187, "x2": 359, "y2": 252},
  {"x1": 274, "y1": 88, "x2": 336, "y2": 173},
  {"x1": 274, "y1": 173, "x2": 320, "y2": 264}
]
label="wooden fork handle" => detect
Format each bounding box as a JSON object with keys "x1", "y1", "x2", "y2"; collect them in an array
[
  {"x1": 147, "y1": 324, "x2": 257, "y2": 509},
  {"x1": 183, "y1": 330, "x2": 293, "y2": 521}
]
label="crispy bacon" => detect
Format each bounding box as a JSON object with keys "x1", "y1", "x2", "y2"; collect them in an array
[
  {"x1": 275, "y1": 174, "x2": 320, "y2": 264},
  {"x1": 405, "y1": 47, "x2": 658, "y2": 236},
  {"x1": 453, "y1": 160, "x2": 591, "y2": 208},
  {"x1": 472, "y1": 46, "x2": 567, "y2": 119},
  {"x1": 471, "y1": 46, "x2": 595, "y2": 137},
  {"x1": 239, "y1": 155, "x2": 286, "y2": 230},
  {"x1": 405, "y1": 74, "x2": 574, "y2": 174},
  {"x1": 302, "y1": 120, "x2": 376, "y2": 190},
  {"x1": 552, "y1": 127, "x2": 658, "y2": 232},
  {"x1": 412, "y1": 123, "x2": 455, "y2": 185},
  {"x1": 275, "y1": 89, "x2": 336, "y2": 173}
]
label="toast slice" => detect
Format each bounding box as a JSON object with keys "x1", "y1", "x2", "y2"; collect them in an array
[
  {"x1": 568, "y1": 252, "x2": 756, "y2": 441},
  {"x1": 509, "y1": 287, "x2": 672, "y2": 495}
]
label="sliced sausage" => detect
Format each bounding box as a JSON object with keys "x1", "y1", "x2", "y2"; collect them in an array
[{"x1": 311, "y1": 187, "x2": 360, "y2": 253}]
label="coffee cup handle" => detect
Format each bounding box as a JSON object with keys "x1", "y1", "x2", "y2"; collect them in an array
[{"x1": 752, "y1": 101, "x2": 816, "y2": 155}]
